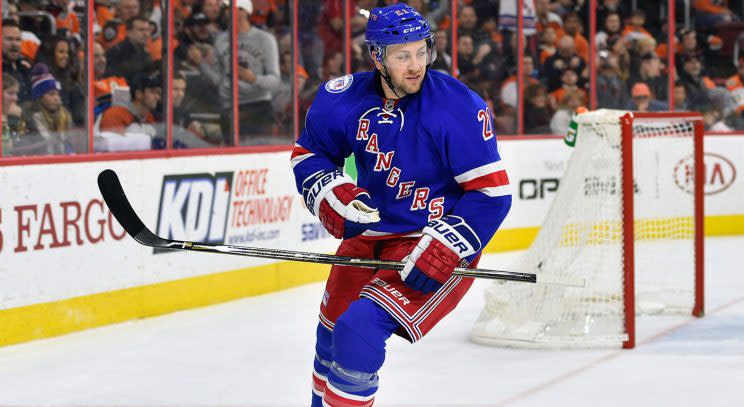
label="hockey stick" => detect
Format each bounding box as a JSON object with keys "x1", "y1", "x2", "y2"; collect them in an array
[{"x1": 97, "y1": 169, "x2": 584, "y2": 287}]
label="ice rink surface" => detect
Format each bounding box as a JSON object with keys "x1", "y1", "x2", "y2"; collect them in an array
[{"x1": 0, "y1": 237, "x2": 742, "y2": 407}]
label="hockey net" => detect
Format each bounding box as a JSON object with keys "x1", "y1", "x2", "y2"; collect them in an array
[{"x1": 471, "y1": 110, "x2": 704, "y2": 349}]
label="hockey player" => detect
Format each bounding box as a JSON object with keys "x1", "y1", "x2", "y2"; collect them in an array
[{"x1": 290, "y1": 4, "x2": 512, "y2": 405}]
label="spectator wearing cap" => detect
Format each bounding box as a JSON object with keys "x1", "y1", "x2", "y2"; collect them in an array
[
  {"x1": 99, "y1": 74, "x2": 161, "y2": 139},
  {"x1": 197, "y1": 0, "x2": 228, "y2": 33},
  {"x1": 2, "y1": 19, "x2": 33, "y2": 104},
  {"x1": 628, "y1": 82, "x2": 668, "y2": 112},
  {"x1": 201, "y1": 0, "x2": 280, "y2": 141},
  {"x1": 630, "y1": 52, "x2": 668, "y2": 102},
  {"x1": 678, "y1": 53, "x2": 716, "y2": 110},
  {"x1": 26, "y1": 64, "x2": 74, "y2": 154},
  {"x1": 725, "y1": 56, "x2": 744, "y2": 116},
  {"x1": 176, "y1": 12, "x2": 214, "y2": 71},
  {"x1": 106, "y1": 16, "x2": 156, "y2": 84}
]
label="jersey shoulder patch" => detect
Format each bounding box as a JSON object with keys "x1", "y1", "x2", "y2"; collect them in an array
[{"x1": 325, "y1": 74, "x2": 354, "y2": 93}]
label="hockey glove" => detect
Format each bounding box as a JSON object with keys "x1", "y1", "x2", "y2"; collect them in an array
[
  {"x1": 302, "y1": 170, "x2": 380, "y2": 239},
  {"x1": 400, "y1": 216, "x2": 481, "y2": 294}
]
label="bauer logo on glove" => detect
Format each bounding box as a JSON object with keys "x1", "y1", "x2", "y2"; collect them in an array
[
  {"x1": 400, "y1": 216, "x2": 481, "y2": 293},
  {"x1": 302, "y1": 170, "x2": 380, "y2": 239}
]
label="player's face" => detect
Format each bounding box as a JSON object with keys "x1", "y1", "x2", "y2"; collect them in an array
[{"x1": 380, "y1": 40, "x2": 428, "y2": 96}]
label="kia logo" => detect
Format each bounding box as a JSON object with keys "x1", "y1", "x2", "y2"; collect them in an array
[{"x1": 674, "y1": 153, "x2": 737, "y2": 195}]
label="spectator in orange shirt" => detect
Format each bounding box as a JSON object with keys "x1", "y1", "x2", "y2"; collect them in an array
[
  {"x1": 694, "y1": 0, "x2": 738, "y2": 29},
  {"x1": 562, "y1": 12, "x2": 589, "y2": 62},
  {"x1": 99, "y1": 73, "x2": 160, "y2": 137},
  {"x1": 95, "y1": 0, "x2": 116, "y2": 29},
  {"x1": 725, "y1": 56, "x2": 744, "y2": 115},
  {"x1": 50, "y1": 0, "x2": 80, "y2": 34},
  {"x1": 249, "y1": 0, "x2": 277, "y2": 28},
  {"x1": 501, "y1": 54, "x2": 540, "y2": 111},
  {"x1": 621, "y1": 9, "x2": 653, "y2": 43},
  {"x1": 98, "y1": 0, "x2": 141, "y2": 50},
  {"x1": 92, "y1": 42, "x2": 128, "y2": 117},
  {"x1": 2, "y1": 19, "x2": 33, "y2": 103},
  {"x1": 534, "y1": 0, "x2": 563, "y2": 34},
  {"x1": 538, "y1": 26, "x2": 558, "y2": 65},
  {"x1": 549, "y1": 68, "x2": 587, "y2": 109},
  {"x1": 5, "y1": 2, "x2": 42, "y2": 61}
]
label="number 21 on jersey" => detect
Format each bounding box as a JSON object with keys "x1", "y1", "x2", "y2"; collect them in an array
[{"x1": 477, "y1": 108, "x2": 494, "y2": 141}]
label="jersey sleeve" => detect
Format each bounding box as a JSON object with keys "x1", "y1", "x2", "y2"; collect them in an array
[
  {"x1": 290, "y1": 85, "x2": 354, "y2": 194},
  {"x1": 444, "y1": 94, "x2": 512, "y2": 256}
]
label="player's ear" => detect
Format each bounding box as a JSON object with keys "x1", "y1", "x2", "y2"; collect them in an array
[{"x1": 372, "y1": 51, "x2": 384, "y2": 71}]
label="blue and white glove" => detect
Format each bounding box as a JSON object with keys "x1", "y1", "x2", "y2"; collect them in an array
[
  {"x1": 302, "y1": 170, "x2": 380, "y2": 239},
  {"x1": 399, "y1": 216, "x2": 481, "y2": 294}
]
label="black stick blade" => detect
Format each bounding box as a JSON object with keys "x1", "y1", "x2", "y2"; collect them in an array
[{"x1": 98, "y1": 169, "x2": 148, "y2": 239}]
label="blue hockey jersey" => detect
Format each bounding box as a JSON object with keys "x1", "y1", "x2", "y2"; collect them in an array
[{"x1": 291, "y1": 70, "x2": 511, "y2": 251}]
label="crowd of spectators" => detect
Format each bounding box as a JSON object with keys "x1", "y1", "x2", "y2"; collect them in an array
[{"x1": 2, "y1": 0, "x2": 744, "y2": 156}]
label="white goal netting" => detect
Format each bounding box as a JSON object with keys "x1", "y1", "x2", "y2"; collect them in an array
[{"x1": 471, "y1": 110, "x2": 702, "y2": 348}]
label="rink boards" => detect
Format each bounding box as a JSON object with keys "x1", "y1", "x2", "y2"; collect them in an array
[{"x1": 0, "y1": 135, "x2": 742, "y2": 347}]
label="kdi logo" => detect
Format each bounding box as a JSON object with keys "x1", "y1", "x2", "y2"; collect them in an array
[{"x1": 155, "y1": 173, "x2": 233, "y2": 251}]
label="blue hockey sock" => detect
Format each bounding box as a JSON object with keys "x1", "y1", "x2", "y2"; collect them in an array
[
  {"x1": 311, "y1": 322, "x2": 333, "y2": 407},
  {"x1": 324, "y1": 299, "x2": 399, "y2": 405}
]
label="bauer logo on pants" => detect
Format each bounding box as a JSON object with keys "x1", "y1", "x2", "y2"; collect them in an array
[{"x1": 155, "y1": 173, "x2": 233, "y2": 253}]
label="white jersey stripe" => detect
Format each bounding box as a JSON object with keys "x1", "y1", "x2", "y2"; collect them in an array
[
  {"x1": 290, "y1": 152, "x2": 315, "y2": 169},
  {"x1": 454, "y1": 161, "x2": 506, "y2": 183},
  {"x1": 475, "y1": 185, "x2": 512, "y2": 197}
]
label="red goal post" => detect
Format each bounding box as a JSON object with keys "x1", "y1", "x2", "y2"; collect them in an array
[
  {"x1": 472, "y1": 110, "x2": 705, "y2": 349},
  {"x1": 621, "y1": 112, "x2": 705, "y2": 348}
]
